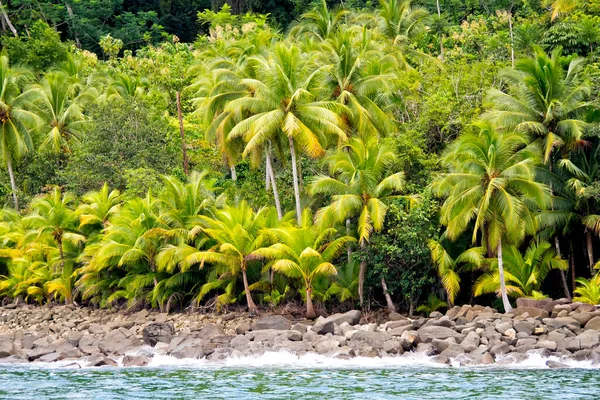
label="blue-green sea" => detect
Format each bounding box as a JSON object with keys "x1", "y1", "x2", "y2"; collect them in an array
[{"x1": 1, "y1": 354, "x2": 599, "y2": 400}]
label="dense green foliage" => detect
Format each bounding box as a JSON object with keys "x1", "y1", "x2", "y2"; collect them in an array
[{"x1": 1, "y1": 0, "x2": 600, "y2": 317}]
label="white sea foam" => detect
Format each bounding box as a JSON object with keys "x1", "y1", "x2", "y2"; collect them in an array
[{"x1": 4, "y1": 349, "x2": 599, "y2": 370}]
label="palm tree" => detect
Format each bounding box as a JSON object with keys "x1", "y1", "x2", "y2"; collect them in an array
[
  {"x1": 289, "y1": 0, "x2": 349, "y2": 41},
  {"x1": 22, "y1": 71, "x2": 94, "y2": 154},
  {"x1": 573, "y1": 274, "x2": 600, "y2": 305},
  {"x1": 432, "y1": 122, "x2": 551, "y2": 312},
  {"x1": 325, "y1": 259, "x2": 359, "y2": 303},
  {"x1": 483, "y1": 47, "x2": 590, "y2": 163},
  {"x1": 323, "y1": 27, "x2": 397, "y2": 138},
  {"x1": 183, "y1": 201, "x2": 272, "y2": 314},
  {"x1": 428, "y1": 239, "x2": 483, "y2": 306},
  {"x1": 77, "y1": 183, "x2": 123, "y2": 230},
  {"x1": 0, "y1": 56, "x2": 37, "y2": 210},
  {"x1": 227, "y1": 43, "x2": 348, "y2": 225},
  {"x1": 309, "y1": 137, "x2": 410, "y2": 307},
  {"x1": 250, "y1": 210, "x2": 355, "y2": 318},
  {"x1": 23, "y1": 188, "x2": 84, "y2": 262},
  {"x1": 474, "y1": 240, "x2": 567, "y2": 299},
  {"x1": 543, "y1": 0, "x2": 578, "y2": 21}
]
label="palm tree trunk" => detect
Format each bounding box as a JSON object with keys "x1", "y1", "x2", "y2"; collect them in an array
[
  {"x1": 586, "y1": 227, "x2": 595, "y2": 273},
  {"x1": 64, "y1": 1, "x2": 81, "y2": 48},
  {"x1": 497, "y1": 239, "x2": 513, "y2": 313},
  {"x1": 57, "y1": 236, "x2": 64, "y2": 261},
  {"x1": 554, "y1": 236, "x2": 571, "y2": 300},
  {"x1": 288, "y1": 136, "x2": 302, "y2": 225},
  {"x1": 0, "y1": 0, "x2": 17, "y2": 37},
  {"x1": 6, "y1": 156, "x2": 18, "y2": 210},
  {"x1": 266, "y1": 142, "x2": 282, "y2": 220},
  {"x1": 242, "y1": 267, "x2": 257, "y2": 313},
  {"x1": 230, "y1": 165, "x2": 237, "y2": 181},
  {"x1": 346, "y1": 218, "x2": 352, "y2": 263},
  {"x1": 508, "y1": 11, "x2": 515, "y2": 68},
  {"x1": 306, "y1": 286, "x2": 316, "y2": 319},
  {"x1": 570, "y1": 242, "x2": 577, "y2": 292},
  {"x1": 358, "y1": 240, "x2": 367, "y2": 306},
  {"x1": 381, "y1": 276, "x2": 396, "y2": 312},
  {"x1": 176, "y1": 91, "x2": 189, "y2": 175}
]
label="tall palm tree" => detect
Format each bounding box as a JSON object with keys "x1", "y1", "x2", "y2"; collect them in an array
[
  {"x1": 183, "y1": 201, "x2": 272, "y2": 314},
  {"x1": 323, "y1": 27, "x2": 397, "y2": 138},
  {"x1": 0, "y1": 56, "x2": 37, "y2": 210},
  {"x1": 227, "y1": 43, "x2": 348, "y2": 225},
  {"x1": 22, "y1": 71, "x2": 95, "y2": 154},
  {"x1": 483, "y1": 46, "x2": 590, "y2": 164},
  {"x1": 474, "y1": 240, "x2": 567, "y2": 299},
  {"x1": 309, "y1": 137, "x2": 410, "y2": 306},
  {"x1": 432, "y1": 122, "x2": 551, "y2": 312},
  {"x1": 251, "y1": 210, "x2": 354, "y2": 318}
]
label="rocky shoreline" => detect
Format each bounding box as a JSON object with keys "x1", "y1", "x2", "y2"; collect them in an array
[{"x1": 1, "y1": 298, "x2": 600, "y2": 368}]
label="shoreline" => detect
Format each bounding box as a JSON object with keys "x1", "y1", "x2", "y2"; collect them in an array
[{"x1": 1, "y1": 300, "x2": 600, "y2": 369}]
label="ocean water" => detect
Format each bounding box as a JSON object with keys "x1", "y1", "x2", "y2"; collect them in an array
[{"x1": 1, "y1": 353, "x2": 599, "y2": 400}]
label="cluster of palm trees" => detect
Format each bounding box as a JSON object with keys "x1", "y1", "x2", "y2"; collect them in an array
[
  {"x1": 431, "y1": 46, "x2": 600, "y2": 310},
  {"x1": 1, "y1": 0, "x2": 600, "y2": 316}
]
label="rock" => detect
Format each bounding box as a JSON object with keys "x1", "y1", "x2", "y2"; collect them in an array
[
  {"x1": 504, "y1": 329, "x2": 517, "y2": 340},
  {"x1": 516, "y1": 338, "x2": 537, "y2": 347},
  {"x1": 122, "y1": 354, "x2": 151, "y2": 367},
  {"x1": 89, "y1": 324, "x2": 107, "y2": 335},
  {"x1": 314, "y1": 338, "x2": 341, "y2": 354},
  {"x1": 512, "y1": 307, "x2": 549, "y2": 319},
  {"x1": 0, "y1": 339, "x2": 13, "y2": 358},
  {"x1": 169, "y1": 338, "x2": 213, "y2": 359},
  {"x1": 230, "y1": 335, "x2": 250, "y2": 349},
  {"x1": 385, "y1": 320, "x2": 412, "y2": 330},
  {"x1": 571, "y1": 312, "x2": 593, "y2": 326},
  {"x1": 382, "y1": 339, "x2": 404, "y2": 355},
  {"x1": 490, "y1": 342, "x2": 511, "y2": 356},
  {"x1": 417, "y1": 326, "x2": 463, "y2": 343},
  {"x1": 544, "y1": 317, "x2": 580, "y2": 331},
  {"x1": 516, "y1": 298, "x2": 541, "y2": 308},
  {"x1": 388, "y1": 312, "x2": 408, "y2": 321},
  {"x1": 536, "y1": 340, "x2": 557, "y2": 351},
  {"x1": 311, "y1": 318, "x2": 334, "y2": 335},
  {"x1": 388, "y1": 325, "x2": 414, "y2": 337},
  {"x1": 430, "y1": 355, "x2": 450, "y2": 365},
  {"x1": 460, "y1": 331, "x2": 480, "y2": 352},
  {"x1": 432, "y1": 338, "x2": 454, "y2": 352},
  {"x1": 546, "y1": 360, "x2": 570, "y2": 369},
  {"x1": 197, "y1": 323, "x2": 223, "y2": 340},
  {"x1": 98, "y1": 328, "x2": 141, "y2": 355},
  {"x1": 441, "y1": 344, "x2": 465, "y2": 358},
  {"x1": 235, "y1": 322, "x2": 251, "y2": 335},
  {"x1": 557, "y1": 337, "x2": 580, "y2": 352},
  {"x1": 348, "y1": 331, "x2": 389, "y2": 350},
  {"x1": 552, "y1": 304, "x2": 572, "y2": 318},
  {"x1": 573, "y1": 349, "x2": 592, "y2": 361},
  {"x1": 577, "y1": 330, "x2": 600, "y2": 349},
  {"x1": 513, "y1": 321, "x2": 534, "y2": 336},
  {"x1": 585, "y1": 316, "x2": 600, "y2": 330},
  {"x1": 87, "y1": 354, "x2": 118, "y2": 367},
  {"x1": 251, "y1": 316, "x2": 290, "y2": 331},
  {"x1": 495, "y1": 321, "x2": 513, "y2": 334},
  {"x1": 416, "y1": 342, "x2": 436, "y2": 355},
  {"x1": 142, "y1": 323, "x2": 174, "y2": 347},
  {"x1": 429, "y1": 311, "x2": 443, "y2": 319},
  {"x1": 358, "y1": 346, "x2": 379, "y2": 358},
  {"x1": 291, "y1": 323, "x2": 307, "y2": 334}
]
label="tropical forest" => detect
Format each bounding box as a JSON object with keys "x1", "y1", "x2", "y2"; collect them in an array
[{"x1": 1, "y1": 0, "x2": 600, "y2": 319}]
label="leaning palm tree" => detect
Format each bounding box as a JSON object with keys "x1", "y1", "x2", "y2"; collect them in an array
[
  {"x1": 250, "y1": 210, "x2": 355, "y2": 318},
  {"x1": 474, "y1": 240, "x2": 567, "y2": 299},
  {"x1": 309, "y1": 137, "x2": 411, "y2": 306},
  {"x1": 227, "y1": 43, "x2": 348, "y2": 225},
  {"x1": 483, "y1": 46, "x2": 590, "y2": 164},
  {"x1": 0, "y1": 56, "x2": 38, "y2": 210},
  {"x1": 432, "y1": 122, "x2": 551, "y2": 312},
  {"x1": 183, "y1": 201, "x2": 272, "y2": 314}
]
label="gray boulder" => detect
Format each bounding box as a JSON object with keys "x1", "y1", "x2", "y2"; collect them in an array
[
  {"x1": 585, "y1": 316, "x2": 600, "y2": 330},
  {"x1": 513, "y1": 321, "x2": 534, "y2": 336},
  {"x1": 557, "y1": 337, "x2": 580, "y2": 352},
  {"x1": 312, "y1": 310, "x2": 361, "y2": 335},
  {"x1": 417, "y1": 326, "x2": 463, "y2": 343},
  {"x1": 460, "y1": 331, "x2": 480, "y2": 352},
  {"x1": 122, "y1": 354, "x2": 151, "y2": 367},
  {"x1": 577, "y1": 330, "x2": 600, "y2": 349},
  {"x1": 0, "y1": 339, "x2": 13, "y2": 358},
  {"x1": 142, "y1": 323, "x2": 174, "y2": 347},
  {"x1": 251, "y1": 316, "x2": 290, "y2": 331},
  {"x1": 98, "y1": 328, "x2": 141, "y2": 355},
  {"x1": 441, "y1": 344, "x2": 465, "y2": 358}
]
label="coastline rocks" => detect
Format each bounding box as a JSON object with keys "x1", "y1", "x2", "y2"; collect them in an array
[
  {"x1": 417, "y1": 326, "x2": 463, "y2": 343},
  {"x1": 312, "y1": 310, "x2": 361, "y2": 335}
]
